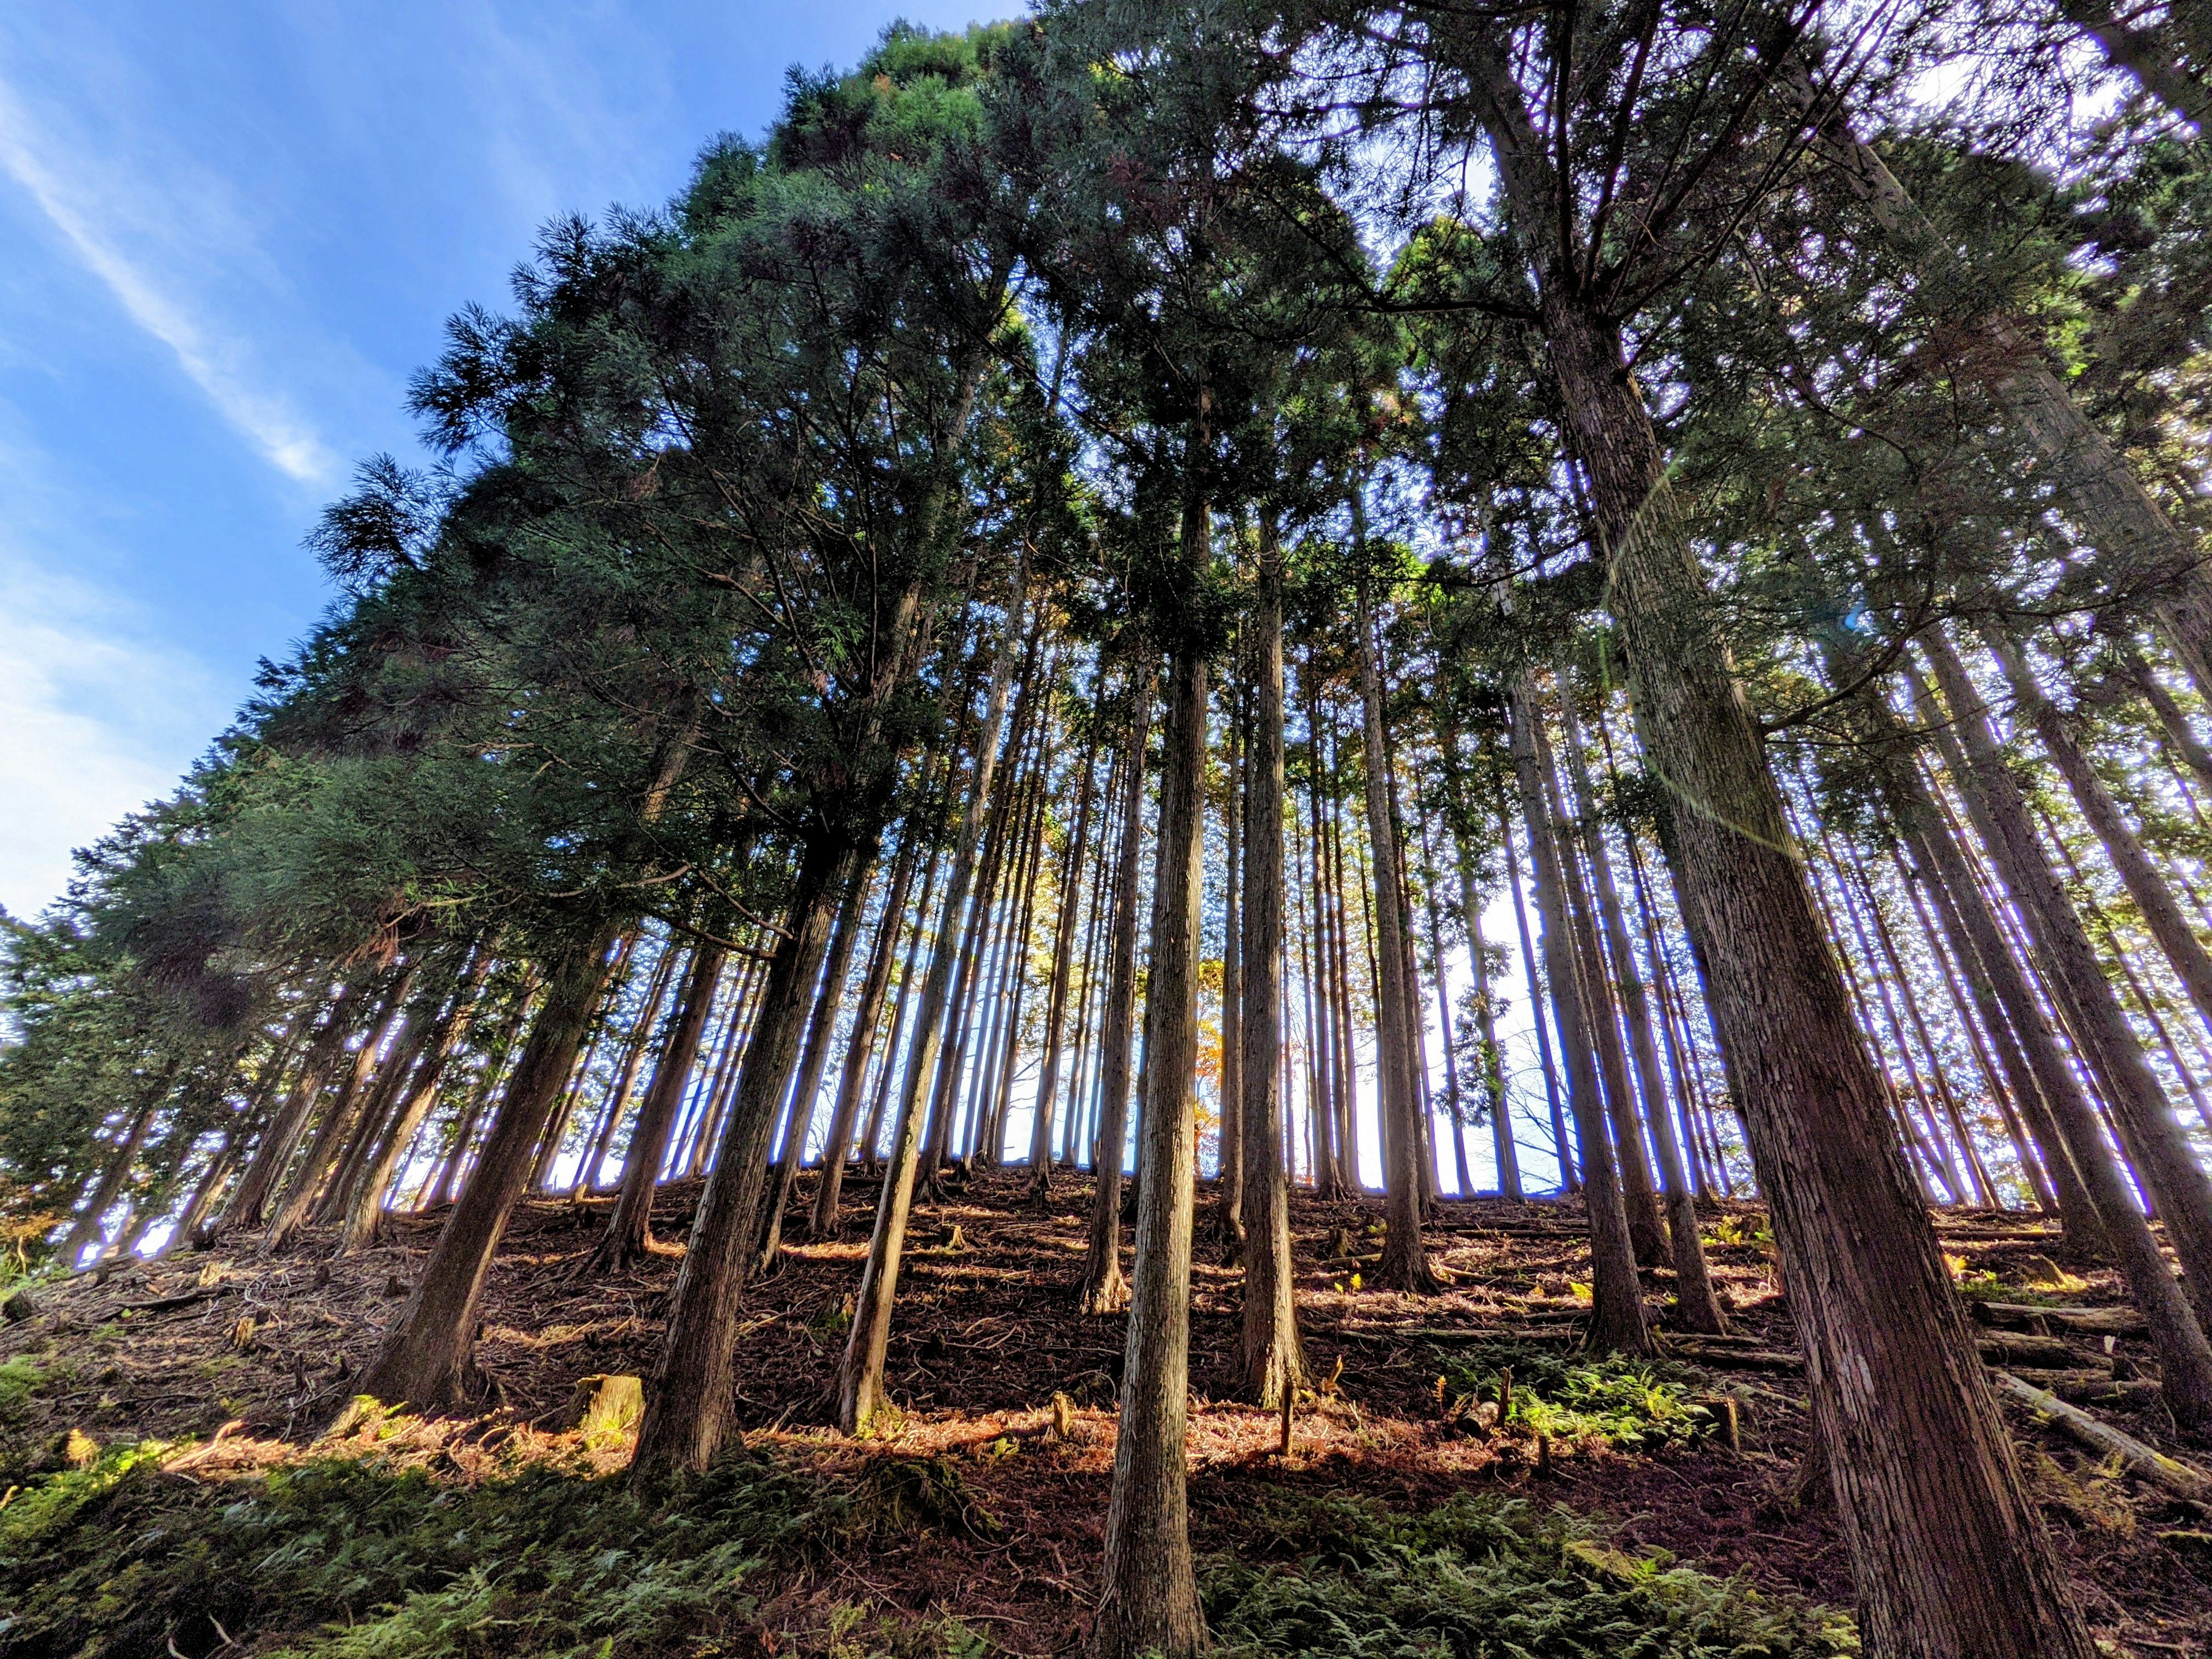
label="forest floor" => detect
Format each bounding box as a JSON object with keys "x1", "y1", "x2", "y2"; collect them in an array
[{"x1": 1, "y1": 1170, "x2": 2207, "y2": 1656}]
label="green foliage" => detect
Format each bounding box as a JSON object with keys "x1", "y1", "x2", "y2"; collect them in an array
[
  {"x1": 1208, "y1": 1492, "x2": 1858, "y2": 1658},
  {"x1": 0, "y1": 1355, "x2": 44, "y2": 1424},
  {"x1": 1432, "y1": 1340, "x2": 1719, "y2": 1453},
  {"x1": 0, "y1": 1441, "x2": 839, "y2": 1658}
]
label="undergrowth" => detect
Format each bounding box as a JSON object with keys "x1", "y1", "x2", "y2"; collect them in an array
[
  {"x1": 1433, "y1": 1340, "x2": 1722, "y2": 1452},
  {"x1": 1210, "y1": 1491, "x2": 1858, "y2": 1658},
  {"x1": 0, "y1": 1438, "x2": 840, "y2": 1658}
]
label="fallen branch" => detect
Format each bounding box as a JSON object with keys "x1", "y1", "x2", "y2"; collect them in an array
[{"x1": 1992, "y1": 1371, "x2": 2212, "y2": 1502}]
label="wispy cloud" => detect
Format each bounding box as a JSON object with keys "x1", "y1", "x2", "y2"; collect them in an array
[{"x1": 0, "y1": 75, "x2": 337, "y2": 482}]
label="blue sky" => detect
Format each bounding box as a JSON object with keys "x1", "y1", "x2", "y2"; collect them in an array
[{"x1": 0, "y1": 1, "x2": 994, "y2": 921}]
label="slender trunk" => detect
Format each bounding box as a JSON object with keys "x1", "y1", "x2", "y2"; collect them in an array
[
  {"x1": 1029, "y1": 703, "x2": 1104, "y2": 1189},
  {"x1": 1918, "y1": 634, "x2": 2212, "y2": 1316},
  {"x1": 62, "y1": 1088, "x2": 166, "y2": 1266},
  {"x1": 1508, "y1": 673, "x2": 1648, "y2": 1351},
  {"x1": 634, "y1": 840, "x2": 857, "y2": 1475},
  {"x1": 264, "y1": 965, "x2": 418, "y2": 1252},
  {"x1": 1559, "y1": 685, "x2": 1723, "y2": 1326},
  {"x1": 838, "y1": 581, "x2": 1028, "y2": 1430},
  {"x1": 1077, "y1": 664, "x2": 1158, "y2": 1315},
  {"x1": 1357, "y1": 571, "x2": 1431, "y2": 1288},
  {"x1": 593, "y1": 945, "x2": 727, "y2": 1274},
  {"x1": 1217, "y1": 672, "x2": 1245, "y2": 1234},
  {"x1": 578, "y1": 939, "x2": 680, "y2": 1195},
  {"x1": 1503, "y1": 805, "x2": 1575, "y2": 1189},
  {"x1": 1475, "y1": 41, "x2": 2095, "y2": 1626},
  {"x1": 1090, "y1": 488, "x2": 1210, "y2": 1659},
  {"x1": 359, "y1": 931, "x2": 618, "y2": 1408},
  {"x1": 336, "y1": 950, "x2": 492, "y2": 1252},
  {"x1": 1239, "y1": 525, "x2": 1304, "y2": 1404},
  {"x1": 815, "y1": 814, "x2": 925, "y2": 1232},
  {"x1": 224, "y1": 988, "x2": 355, "y2": 1232},
  {"x1": 1539, "y1": 704, "x2": 1670, "y2": 1266},
  {"x1": 760, "y1": 854, "x2": 876, "y2": 1267}
]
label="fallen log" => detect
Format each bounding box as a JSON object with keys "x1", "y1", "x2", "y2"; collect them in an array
[
  {"x1": 1992, "y1": 1372, "x2": 2212, "y2": 1503},
  {"x1": 1970, "y1": 1301, "x2": 2147, "y2": 1338},
  {"x1": 1974, "y1": 1332, "x2": 2080, "y2": 1368}
]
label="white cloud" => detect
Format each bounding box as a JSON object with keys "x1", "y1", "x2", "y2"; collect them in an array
[
  {"x1": 0, "y1": 554, "x2": 222, "y2": 922},
  {"x1": 0, "y1": 75, "x2": 338, "y2": 483}
]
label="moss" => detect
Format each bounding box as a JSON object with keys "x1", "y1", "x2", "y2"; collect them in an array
[{"x1": 1209, "y1": 1491, "x2": 1858, "y2": 1658}]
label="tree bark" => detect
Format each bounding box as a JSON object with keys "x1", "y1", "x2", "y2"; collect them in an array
[
  {"x1": 760, "y1": 854, "x2": 875, "y2": 1268},
  {"x1": 593, "y1": 945, "x2": 726, "y2": 1274},
  {"x1": 838, "y1": 584, "x2": 1028, "y2": 1431},
  {"x1": 1077, "y1": 663, "x2": 1158, "y2": 1315},
  {"x1": 815, "y1": 812, "x2": 925, "y2": 1232},
  {"x1": 223, "y1": 987, "x2": 356, "y2": 1232},
  {"x1": 358, "y1": 931, "x2": 618, "y2": 1409},
  {"x1": 1217, "y1": 671, "x2": 1245, "y2": 1236},
  {"x1": 1090, "y1": 494, "x2": 1210, "y2": 1659},
  {"x1": 1357, "y1": 570, "x2": 1433, "y2": 1290},
  {"x1": 1916, "y1": 635, "x2": 2212, "y2": 1319},
  {"x1": 1029, "y1": 704, "x2": 1104, "y2": 1192},
  {"x1": 633, "y1": 840, "x2": 856, "y2": 1476},
  {"x1": 1239, "y1": 522, "x2": 1304, "y2": 1405},
  {"x1": 1508, "y1": 673, "x2": 1649, "y2": 1351}
]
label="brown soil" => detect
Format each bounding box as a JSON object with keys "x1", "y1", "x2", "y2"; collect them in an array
[{"x1": 4, "y1": 1170, "x2": 2207, "y2": 1656}]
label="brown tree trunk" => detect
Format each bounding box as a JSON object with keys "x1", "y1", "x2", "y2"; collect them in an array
[
  {"x1": 1240, "y1": 523, "x2": 1304, "y2": 1405},
  {"x1": 358, "y1": 930, "x2": 618, "y2": 1409},
  {"x1": 1077, "y1": 664, "x2": 1158, "y2": 1315},
  {"x1": 1217, "y1": 673, "x2": 1245, "y2": 1236},
  {"x1": 1357, "y1": 571, "x2": 1432, "y2": 1289},
  {"x1": 1029, "y1": 706, "x2": 1104, "y2": 1190},
  {"x1": 760, "y1": 854, "x2": 875, "y2": 1268},
  {"x1": 224, "y1": 987, "x2": 357, "y2": 1232},
  {"x1": 576, "y1": 938, "x2": 681, "y2": 1195},
  {"x1": 1508, "y1": 673, "x2": 1649, "y2": 1352},
  {"x1": 1472, "y1": 37, "x2": 2096, "y2": 1627},
  {"x1": 1985, "y1": 624, "x2": 2212, "y2": 1048},
  {"x1": 633, "y1": 840, "x2": 856, "y2": 1476},
  {"x1": 336, "y1": 948, "x2": 493, "y2": 1252},
  {"x1": 62, "y1": 1086, "x2": 166, "y2": 1266},
  {"x1": 1539, "y1": 704, "x2": 1671, "y2": 1267},
  {"x1": 1090, "y1": 492, "x2": 1210, "y2": 1659},
  {"x1": 1558, "y1": 686, "x2": 1725, "y2": 1327},
  {"x1": 264, "y1": 963, "x2": 419, "y2": 1252},
  {"x1": 1502, "y1": 804, "x2": 1576, "y2": 1189},
  {"x1": 1917, "y1": 636, "x2": 2212, "y2": 1318},
  {"x1": 815, "y1": 812, "x2": 925, "y2": 1232},
  {"x1": 838, "y1": 584, "x2": 1028, "y2": 1430},
  {"x1": 593, "y1": 945, "x2": 726, "y2": 1274}
]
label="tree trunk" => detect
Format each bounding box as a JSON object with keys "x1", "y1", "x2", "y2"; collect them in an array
[
  {"x1": 359, "y1": 930, "x2": 618, "y2": 1409},
  {"x1": 838, "y1": 582, "x2": 1028, "y2": 1430},
  {"x1": 1090, "y1": 491, "x2": 1210, "y2": 1659},
  {"x1": 1558, "y1": 685, "x2": 1725, "y2": 1327},
  {"x1": 1357, "y1": 571, "x2": 1432, "y2": 1290},
  {"x1": 224, "y1": 987, "x2": 356, "y2": 1232},
  {"x1": 263, "y1": 964, "x2": 419, "y2": 1252},
  {"x1": 1539, "y1": 703, "x2": 1671, "y2": 1267},
  {"x1": 1916, "y1": 635, "x2": 2212, "y2": 1320},
  {"x1": 1473, "y1": 37, "x2": 2096, "y2": 1625},
  {"x1": 1239, "y1": 522, "x2": 1304, "y2": 1405},
  {"x1": 816, "y1": 812, "x2": 925, "y2": 1232},
  {"x1": 336, "y1": 949, "x2": 493, "y2": 1252},
  {"x1": 1508, "y1": 673, "x2": 1649, "y2": 1351},
  {"x1": 1217, "y1": 672, "x2": 1245, "y2": 1236},
  {"x1": 577, "y1": 938, "x2": 681, "y2": 1195},
  {"x1": 1985, "y1": 624, "x2": 2212, "y2": 1048},
  {"x1": 1502, "y1": 804, "x2": 1576, "y2": 1189},
  {"x1": 633, "y1": 840, "x2": 857, "y2": 1476},
  {"x1": 760, "y1": 854, "x2": 875, "y2": 1268},
  {"x1": 1077, "y1": 663, "x2": 1158, "y2": 1315},
  {"x1": 1029, "y1": 705, "x2": 1104, "y2": 1192},
  {"x1": 593, "y1": 945, "x2": 726, "y2": 1274},
  {"x1": 62, "y1": 1088, "x2": 166, "y2": 1267}
]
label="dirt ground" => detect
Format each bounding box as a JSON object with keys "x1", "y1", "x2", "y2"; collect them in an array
[{"x1": 4, "y1": 1169, "x2": 2208, "y2": 1655}]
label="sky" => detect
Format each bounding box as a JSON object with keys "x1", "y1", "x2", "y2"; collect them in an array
[{"x1": 0, "y1": 1, "x2": 994, "y2": 923}]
